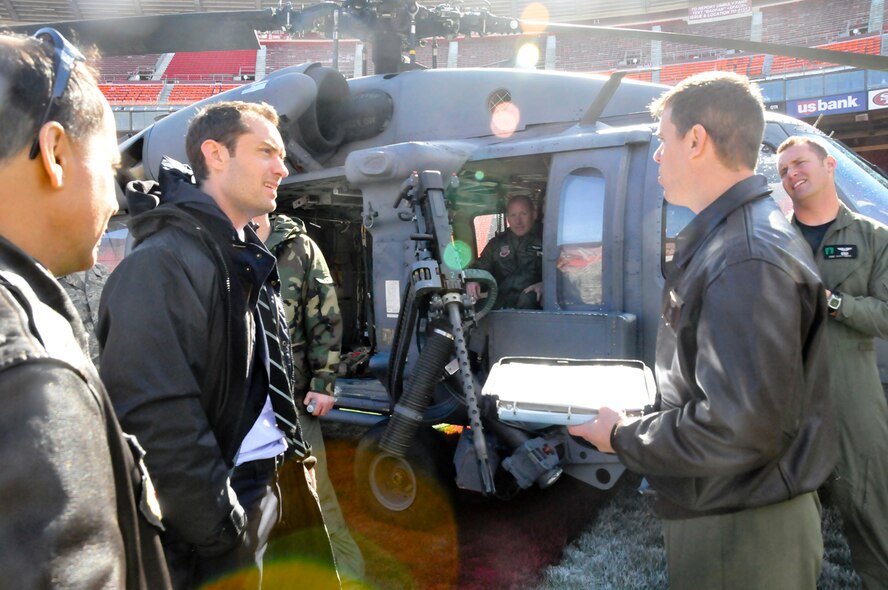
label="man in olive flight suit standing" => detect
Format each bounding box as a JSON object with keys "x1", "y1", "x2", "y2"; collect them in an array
[{"x1": 778, "y1": 135, "x2": 888, "y2": 588}]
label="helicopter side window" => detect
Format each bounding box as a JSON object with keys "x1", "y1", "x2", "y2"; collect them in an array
[{"x1": 557, "y1": 169, "x2": 605, "y2": 308}]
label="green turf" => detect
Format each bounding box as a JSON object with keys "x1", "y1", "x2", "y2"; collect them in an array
[{"x1": 535, "y1": 474, "x2": 861, "y2": 589}]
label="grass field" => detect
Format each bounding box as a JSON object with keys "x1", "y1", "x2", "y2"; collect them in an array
[{"x1": 535, "y1": 474, "x2": 861, "y2": 589}]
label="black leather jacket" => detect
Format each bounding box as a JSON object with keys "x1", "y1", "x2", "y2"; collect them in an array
[
  {"x1": 98, "y1": 159, "x2": 276, "y2": 555},
  {"x1": 613, "y1": 175, "x2": 838, "y2": 519},
  {"x1": 0, "y1": 236, "x2": 170, "y2": 588}
]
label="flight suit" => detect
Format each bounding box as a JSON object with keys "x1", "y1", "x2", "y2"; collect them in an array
[
  {"x1": 472, "y1": 225, "x2": 543, "y2": 309},
  {"x1": 798, "y1": 203, "x2": 888, "y2": 589}
]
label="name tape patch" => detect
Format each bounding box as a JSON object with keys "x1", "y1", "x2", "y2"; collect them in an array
[{"x1": 823, "y1": 244, "x2": 857, "y2": 260}]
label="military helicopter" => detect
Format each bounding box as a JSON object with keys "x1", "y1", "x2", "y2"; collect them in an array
[{"x1": 9, "y1": 1, "x2": 888, "y2": 527}]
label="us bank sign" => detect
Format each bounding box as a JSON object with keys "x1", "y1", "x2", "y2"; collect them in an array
[{"x1": 787, "y1": 92, "x2": 868, "y2": 117}]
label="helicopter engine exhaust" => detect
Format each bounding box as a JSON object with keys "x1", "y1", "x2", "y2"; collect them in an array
[{"x1": 296, "y1": 65, "x2": 350, "y2": 155}]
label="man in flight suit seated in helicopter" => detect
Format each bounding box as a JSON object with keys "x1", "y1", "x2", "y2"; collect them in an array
[{"x1": 466, "y1": 194, "x2": 543, "y2": 309}]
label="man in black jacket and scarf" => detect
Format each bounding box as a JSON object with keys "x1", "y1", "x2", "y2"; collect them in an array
[
  {"x1": 568, "y1": 72, "x2": 837, "y2": 589},
  {"x1": 99, "y1": 102, "x2": 337, "y2": 589},
  {"x1": 0, "y1": 30, "x2": 170, "y2": 587}
]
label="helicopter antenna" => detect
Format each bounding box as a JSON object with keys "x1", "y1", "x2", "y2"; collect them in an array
[
  {"x1": 580, "y1": 71, "x2": 627, "y2": 126},
  {"x1": 407, "y1": 2, "x2": 418, "y2": 66},
  {"x1": 332, "y1": 6, "x2": 340, "y2": 71}
]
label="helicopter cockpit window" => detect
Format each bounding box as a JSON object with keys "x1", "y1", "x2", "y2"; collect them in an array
[{"x1": 557, "y1": 169, "x2": 605, "y2": 308}]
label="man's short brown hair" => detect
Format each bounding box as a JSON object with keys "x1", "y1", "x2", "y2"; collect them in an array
[
  {"x1": 0, "y1": 34, "x2": 105, "y2": 163},
  {"x1": 776, "y1": 136, "x2": 829, "y2": 160},
  {"x1": 650, "y1": 71, "x2": 765, "y2": 171},
  {"x1": 185, "y1": 101, "x2": 280, "y2": 183}
]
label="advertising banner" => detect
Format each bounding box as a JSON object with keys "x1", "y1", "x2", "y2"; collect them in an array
[
  {"x1": 786, "y1": 92, "x2": 868, "y2": 117},
  {"x1": 688, "y1": 0, "x2": 753, "y2": 24},
  {"x1": 869, "y1": 88, "x2": 888, "y2": 111}
]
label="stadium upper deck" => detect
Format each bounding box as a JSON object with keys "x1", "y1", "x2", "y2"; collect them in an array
[{"x1": 89, "y1": 0, "x2": 884, "y2": 105}]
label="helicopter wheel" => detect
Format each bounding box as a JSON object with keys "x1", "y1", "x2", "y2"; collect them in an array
[{"x1": 354, "y1": 418, "x2": 453, "y2": 530}]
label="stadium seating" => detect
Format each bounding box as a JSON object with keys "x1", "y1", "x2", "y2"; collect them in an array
[
  {"x1": 96, "y1": 54, "x2": 161, "y2": 82},
  {"x1": 167, "y1": 83, "x2": 241, "y2": 104},
  {"x1": 263, "y1": 39, "x2": 359, "y2": 77},
  {"x1": 163, "y1": 50, "x2": 257, "y2": 81},
  {"x1": 770, "y1": 34, "x2": 881, "y2": 74},
  {"x1": 99, "y1": 84, "x2": 163, "y2": 105}
]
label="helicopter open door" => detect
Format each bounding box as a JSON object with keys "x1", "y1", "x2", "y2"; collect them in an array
[{"x1": 477, "y1": 131, "x2": 658, "y2": 370}]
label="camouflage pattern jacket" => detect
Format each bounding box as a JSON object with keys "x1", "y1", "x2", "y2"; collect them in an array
[
  {"x1": 266, "y1": 214, "x2": 342, "y2": 397},
  {"x1": 58, "y1": 263, "x2": 109, "y2": 367}
]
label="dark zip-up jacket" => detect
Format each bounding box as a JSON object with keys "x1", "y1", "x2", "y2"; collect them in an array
[
  {"x1": 0, "y1": 235, "x2": 170, "y2": 588},
  {"x1": 98, "y1": 158, "x2": 276, "y2": 556},
  {"x1": 613, "y1": 175, "x2": 838, "y2": 519}
]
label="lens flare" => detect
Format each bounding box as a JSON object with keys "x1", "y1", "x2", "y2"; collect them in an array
[
  {"x1": 444, "y1": 240, "x2": 473, "y2": 270},
  {"x1": 516, "y1": 43, "x2": 540, "y2": 69},
  {"x1": 490, "y1": 101, "x2": 521, "y2": 138},
  {"x1": 474, "y1": 170, "x2": 485, "y2": 181},
  {"x1": 521, "y1": 2, "x2": 550, "y2": 34}
]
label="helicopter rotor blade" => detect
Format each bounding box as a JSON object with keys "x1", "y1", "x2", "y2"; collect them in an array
[
  {"x1": 527, "y1": 20, "x2": 888, "y2": 73},
  {"x1": 5, "y1": 3, "x2": 883, "y2": 74},
  {"x1": 2, "y1": 10, "x2": 279, "y2": 55}
]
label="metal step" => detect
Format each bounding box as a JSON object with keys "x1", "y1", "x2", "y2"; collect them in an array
[{"x1": 334, "y1": 377, "x2": 391, "y2": 414}]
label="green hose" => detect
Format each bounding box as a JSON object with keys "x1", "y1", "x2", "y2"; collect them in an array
[{"x1": 462, "y1": 268, "x2": 497, "y2": 321}]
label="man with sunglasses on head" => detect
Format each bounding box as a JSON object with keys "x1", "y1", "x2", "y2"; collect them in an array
[{"x1": 0, "y1": 30, "x2": 170, "y2": 587}]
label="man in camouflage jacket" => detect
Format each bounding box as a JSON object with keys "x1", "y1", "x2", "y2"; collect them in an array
[
  {"x1": 59, "y1": 262, "x2": 109, "y2": 367},
  {"x1": 260, "y1": 213, "x2": 366, "y2": 585}
]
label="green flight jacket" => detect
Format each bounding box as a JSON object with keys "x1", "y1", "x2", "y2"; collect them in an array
[
  {"x1": 797, "y1": 203, "x2": 888, "y2": 460},
  {"x1": 266, "y1": 214, "x2": 342, "y2": 396}
]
